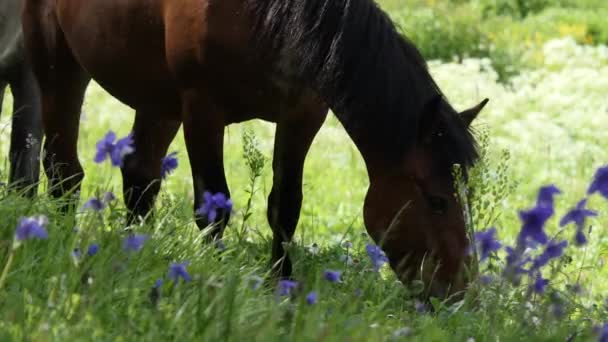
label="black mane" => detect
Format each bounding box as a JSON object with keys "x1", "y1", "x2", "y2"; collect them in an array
[{"x1": 245, "y1": 0, "x2": 478, "y2": 168}]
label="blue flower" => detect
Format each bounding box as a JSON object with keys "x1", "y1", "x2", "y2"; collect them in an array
[
  {"x1": 518, "y1": 205, "x2": 553, "y2": 246},
  {"x1": 94, "y1": 131, "x2": 134, "y2": 167},
  {"x1": 531, "y1": 240, "x2": 568, "y2": 270},
  {"x1": 588, "y1": 165, "x2": 608, "y2": 199},
  {"x1": 94, "y1": 131, "x2": 116, "y2": 164},
  {"x1": 323, "y1": 270, "x2": 342, "y2": 283},
  {"x1": 474, "y1": 227, "x2": 502, "y2": 262},
  {"x1": 196, "y1": 191, "x2": 233, "y2": 222},
  {"x1": 277, "y1": 280, "x2": 298, "y2": 296},
  {"x1": 154, "y1": 278, "x2": 163, "y2": 289},
  {"x1": 532, "y1": 274, "x2": 549, "y2": 294},
  {"x1": 560, "y1": 199, "x2": 597, "y2": 228},
  {"x1": 123, "y1": 234, "x2": 149, "y2": 252},
  {"x1": 15, "y1": 215, "x2": 49, "y2": 241},
  {"x1": 366, "y1": 243, "x2": 389, "y2": 272},
  {"x1": 82, "y1": 198, "x2": 105, "y2": 212},
  {"x1": 87, "y1": 243, "x2": 99, "y2": 256},
  {"x1": 161, "y1": 152, "x2": 178, "y2": 179},
  {"x1": 168, "y1": 262, "x2": 192, "y2": 283},
  {"x1": 306, "y1": 291, "x2": 318, "y2": 305},
  {"x1": 536, "y1": 184, "x2": 561, "y2": 208},
  {"x1": 103, "y1": 191, "x2": 116, "y2": 203},
  {"x1": 560, "y1": 199, "x2": 596, "y2": 246}
]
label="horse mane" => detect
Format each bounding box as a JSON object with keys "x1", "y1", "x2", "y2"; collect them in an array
[{"x1": 245, "y1": 0, "x2": 478, "y2": 168}]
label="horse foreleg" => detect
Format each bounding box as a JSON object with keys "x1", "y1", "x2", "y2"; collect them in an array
[
  {"x1": 121, "y1": 110, "x2": 180, "y2": 224},
  {"x1": 180, "y1": 88, "x2": 231, "y2": 242},
  {"x1": 22, "y1": 4, "x2": 90, "y2": 209},
  {"x1": 267, "y1": 97, "x2": 327, "y2": 278},
  {"x1": 8, "y1": 64, "x2": 42, "y2": 197}
]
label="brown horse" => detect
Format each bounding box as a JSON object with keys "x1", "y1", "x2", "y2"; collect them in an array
[{"x1": 22, "y1": 0, "x2": 487, "y2": 298}]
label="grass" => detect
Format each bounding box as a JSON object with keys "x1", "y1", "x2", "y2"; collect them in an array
[{"x1": 1, "y1": 1, "x2": 608, "y2": 340}]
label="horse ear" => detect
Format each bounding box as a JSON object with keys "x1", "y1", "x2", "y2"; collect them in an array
[
  {"x1": 418, "y1": 95, "x2": 444, "y2": 144},
  {"x1": 460, "y1": 98, "x2": 489, "y2": 127}
]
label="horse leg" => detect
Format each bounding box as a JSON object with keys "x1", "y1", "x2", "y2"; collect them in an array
[
  {"x1": 181, "y1": 89, "x2": 230, "y2": 241},
  {"x1": 8, "y1": 64, "x2": 42, "y2": 197},
  {"x1": 268, "y1": 98, "x2": 327, "y2": 278},
  {"x1": 121, "y1": 110, "x2": 181, "y2": 223},
  {"x1": 0, "y1": 81, "x2": 6, "y2": 114},
  {"x1": 22, "y1": 6, "x2": 90, "y2": 207}
]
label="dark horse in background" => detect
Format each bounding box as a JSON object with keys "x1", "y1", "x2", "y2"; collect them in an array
[
  {"x1": 0, "y1": 0, "x2": 42, "y2": 196},
  {"x1": 22, "y1": 0, "x2": 488, "y2": 299}
]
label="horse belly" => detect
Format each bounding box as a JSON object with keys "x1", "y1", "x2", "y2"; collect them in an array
[{"x1": 56, "y1": 0, "x2": 180, "y2": 112}]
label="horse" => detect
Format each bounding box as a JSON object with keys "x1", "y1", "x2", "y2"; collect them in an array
[
  {"x1": 22, "y1": 0, "x2": 488, "y2": 299},
  {"x1": 0, "y1": 0, "x2": 42, "y2": 197}
]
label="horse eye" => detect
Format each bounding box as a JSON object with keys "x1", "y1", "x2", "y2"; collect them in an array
[{"x1": 428, "y1": 196, "x2": 448, "y2": 214}]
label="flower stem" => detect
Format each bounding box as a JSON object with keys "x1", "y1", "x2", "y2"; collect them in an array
[{"x1": 0, "y1": 248, "x2": 15, "y2": 292}]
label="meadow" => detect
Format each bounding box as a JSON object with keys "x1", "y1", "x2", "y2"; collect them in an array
[{"x1": 1, "y1": 0, "x2": 608, "y2": 340}]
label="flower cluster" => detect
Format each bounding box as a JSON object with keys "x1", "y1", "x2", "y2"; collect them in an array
[
  {"x1": 82, "y1": 191, "x2": 116, "y2": 212},
  {"x1": 473, "y1": 166, "x2": 607, "y2": 295}
]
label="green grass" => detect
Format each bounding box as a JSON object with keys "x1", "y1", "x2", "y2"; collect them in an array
[{"x1": 1, "y1": 1, "x2": 608, "y2": 340}]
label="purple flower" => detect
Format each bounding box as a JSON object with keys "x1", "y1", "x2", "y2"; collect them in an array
[
  {"x1": 15, "y1": 215, "x2": 49, "y2": 241},
  {"x1": 575, "y1": 230, "x2": 587, "y2": 246},
  {"x1": 82, "y1": 198, "x2": 105, "y2": 211},
  {"x1": 531, "y1": 240, "x2": 568, "y2": 270},
  {"x1": 94, "y1": 131, "x2": 116, "y2": 163},
  {"x1": 504, "y1": 246, "x2": 531, "y2": 283},
  {"x1": 588, "y1": 165, "x2": 608, "y2": 199},
  {"x1": 103, "y1": 191, "x2": 116, "y2": 203},
  {"x1": 196, "y1": 191, "x2": 233, "y2": 222},
  {"x1": 560, "y1": 199, "x2": 597, "y2": 228},
  {"x1": 474, "y1": 227, "x2": 502, "y2": 262},
  {"x1": 161, "y1": 152, "x2": 179, "y2": 179},
  {"x1": 123, "y1": 234, "x2": 149, "y2": 252},
  {"x1": 306, "y1": 291, "x2": 318, "y2": 305},
  {"x1": 532, "y1": 274, "x2": 549, "y2": 294},
  {"x1": 366, "y1": 243, "x2": 389, "y2": 272},
  {"x1": 414, "y1": 300, "x2": 428, "y2": 313},
  {"x1": 154, "y1": 278, "x2": 163, "y2": 289},
  {"x1": 536, "y1": 184, "x2": 561, "y2": 208},
  {"x1": 168, "y1": 262, "x2": 192, "y2": 283},
  {"x1": 87, "y1": 243, "x2": 99, "y2": 256},
  {"x1": 323, "y1": 270, "x2": 342, "y2": 283},
  {"x1": 518, "y1": 205, "x2": 553, "y2": 246},
  {"x1": 94, "y1": 131, "x2": 134, "y2": 167},
  {"x1": 480, "y1": 275, "x2": 493, "y2": 285},
  {"x1": 277, "y1": 280, "x2": 298, "y2": 296}
]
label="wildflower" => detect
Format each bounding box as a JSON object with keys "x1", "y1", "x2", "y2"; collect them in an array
[
  {"x1": 277, "y1": 280, "x2": 298, "y2": 296},
  {"x1": 588, "y1": 165, "x2": 608, "y2": 199},
  {"x1": 366, "y1": 243, "x2": 389, "y2": 272},
  {"x1": 532, "y1": 274, "x2": 549, "y2": 294},
  {"x1": 504, "y1": 246, "x2": 531, "y2": 283},
  {"x1": 160, "y1": 152, "x2": 178, "y2": 179},
  {"x1": 342, "y1": 241, "x2": 353, "y2": 249},
  {"x1": 168, "y1": 262, "x2": 192, "y2": 283},
  {"x1": 560, "y1": 199, "x2": 596, "y2": 246},
  {"x1": 531, "y1": 240, "x2": 568, "y2": 270},
  {"x1": 414, "y1": 300, "x2": 428, "y2": 313},
  {"x1": 103, "y1": 191, "x2": 116, "y2": 203},
  {"x1": 87, "y1": 243, "x2": 99, "y2": 256},
  {"x1": 480, "y1": 275, "x2": 493, "y2": 285},
  {"x1": 306, "y1": 291, "x2": 318, "y2": 305},
  {"x1": 473, "y1": 227, "x2": 502, "y2": 262},
  {"x1": 123, "y1": 234, "x2": 149, "y2": 252},
  {"x1": 536, "y1": 184, "x2": 561, "y2": 208},
  {"x1": 154, "y1": 278, "x2": 163, "y2": 288},
  {"x1": 15, "y1": 215, "x2": 49, "y2": 241},
  {"x1": 323, "y1": 270, "x2": 342, "y2": 283},
  {"x1": 94, "y1": 131, "x2": 134, "y2": 167},
  {"x1": 82, "y1": 198, "x2": 105, "y2": 211},
  {"x1": 518, "y1": 205, "x2": 553, "y2": 246},
  {"x1": 196, "y1": 191, "x2": 233, "y2": 222}
]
